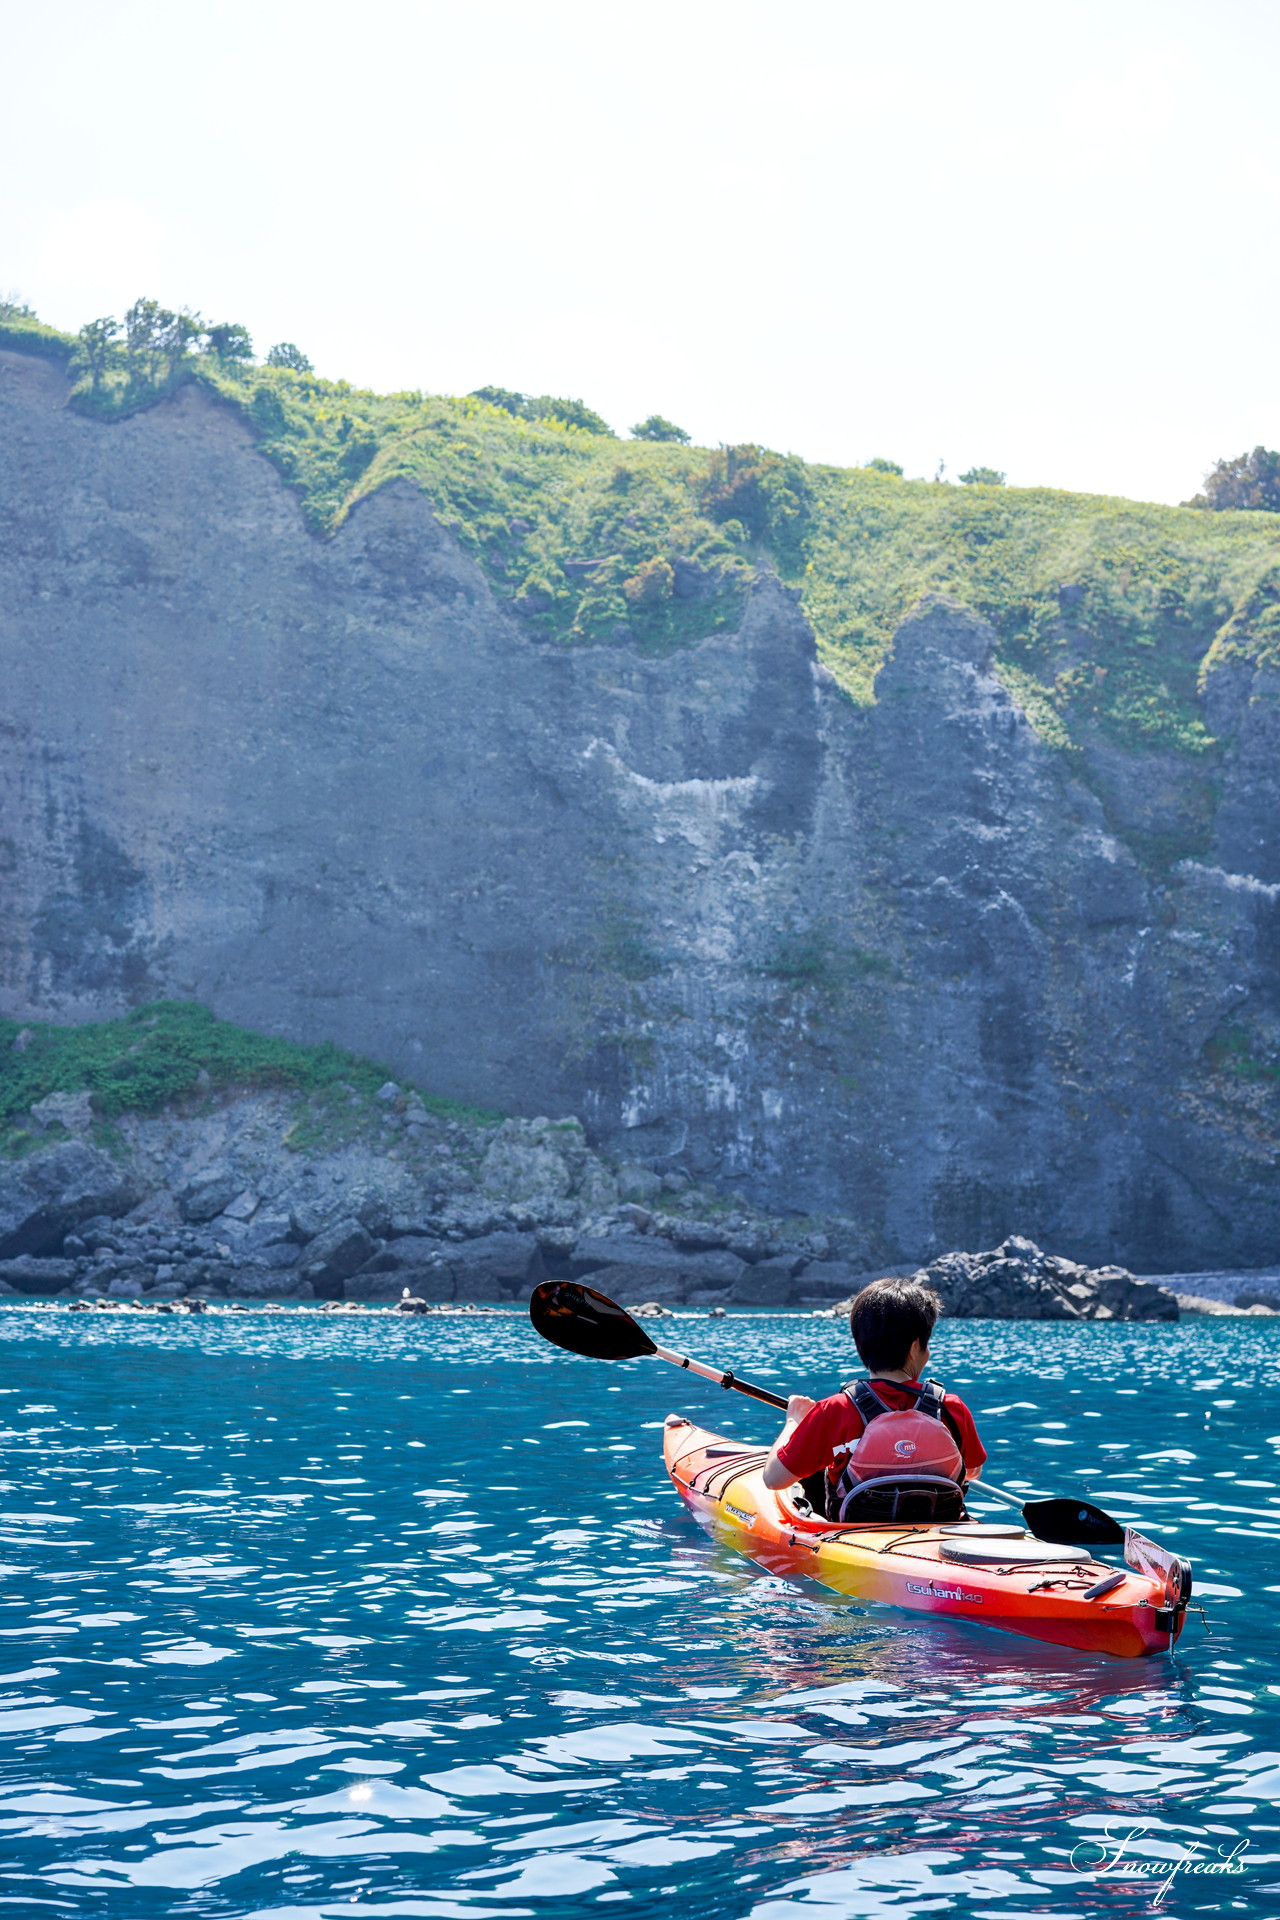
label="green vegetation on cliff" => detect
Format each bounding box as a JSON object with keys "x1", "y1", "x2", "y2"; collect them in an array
[
  {"x1": 4, "y1": 305, "x2": 1280, "y2": 760},
  {"x1": 0, "y1": 1002, "x2": 496, "y2": 1154}
]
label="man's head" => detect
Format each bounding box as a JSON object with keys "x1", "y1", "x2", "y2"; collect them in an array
[{"x1": 849, "y1": 1278, "x2": 943, "y2": 1373}]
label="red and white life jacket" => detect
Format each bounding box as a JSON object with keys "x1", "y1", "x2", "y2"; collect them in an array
[{"x1": 829, "y1": 1377, "x2": 965, "y2": 1523}]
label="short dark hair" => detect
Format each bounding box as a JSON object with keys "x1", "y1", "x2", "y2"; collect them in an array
[{"x1": 849, "y1": 1278, "x2": 942, "y2": 1371}]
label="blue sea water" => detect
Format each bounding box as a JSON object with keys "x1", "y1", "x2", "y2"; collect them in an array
[{"x1": 0, "y1": 1304, "x2": 1276, "y2": 1920}]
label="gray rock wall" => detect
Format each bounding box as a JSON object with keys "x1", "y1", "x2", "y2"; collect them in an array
[{"x1": 2, "y1": 347, "x2": 1277, "y2": 1269}]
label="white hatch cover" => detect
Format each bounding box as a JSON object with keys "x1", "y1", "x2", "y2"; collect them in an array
[
  {"x1": 938, "y1": 1524, "x2": 1026, "y2": 1538},
  {"x1": 939, "y1": 1536, "x2": 1089, "y2": 1565}
]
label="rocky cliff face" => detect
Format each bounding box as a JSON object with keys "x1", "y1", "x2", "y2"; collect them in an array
[{"x1": 2, "y1": 346, "x2": 1277, "y2": 1269}]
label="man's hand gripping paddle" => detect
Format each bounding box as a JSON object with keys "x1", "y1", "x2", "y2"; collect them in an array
[{"x1": 527, "y1": 1279, "x2": 1123, "y2": 1549}]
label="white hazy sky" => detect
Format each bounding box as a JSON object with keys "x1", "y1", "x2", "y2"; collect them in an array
[{"x1": 2, "y1": 0, "x2": 1277, "y2": 503}]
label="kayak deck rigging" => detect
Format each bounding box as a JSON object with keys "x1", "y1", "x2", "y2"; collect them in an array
[{"x1": 664, "y1": 1417, "x2": 1190, "y2": 1659}]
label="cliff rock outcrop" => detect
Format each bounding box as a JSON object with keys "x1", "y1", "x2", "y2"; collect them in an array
[
  {"x1": 2, "y1": 347, "x2": 1278, "y2": 1268},
  {"x1": 0, "y1": 1123, "x2": 1180, "y2": 1320}
]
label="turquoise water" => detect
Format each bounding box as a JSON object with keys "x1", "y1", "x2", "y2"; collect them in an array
[{"x1": 0, "y1": 1306, "x2": 1277, "y2": 1920}]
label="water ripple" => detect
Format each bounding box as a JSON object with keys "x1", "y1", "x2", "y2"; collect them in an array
[{"x1": 0, "y1": 1306, "x2": 1275, "y2": 1915}]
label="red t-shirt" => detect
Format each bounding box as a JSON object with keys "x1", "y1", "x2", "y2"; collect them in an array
[{"x1": 776, "y1": 1379, "x2": 987, "y2": 1501}]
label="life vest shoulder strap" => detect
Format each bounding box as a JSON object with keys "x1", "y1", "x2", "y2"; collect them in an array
[
  {"x1": 841, "y1": 1375, "x2": 966, "y2": 1473},
  {"x1": 844, "y1": 1379, "x2": 891, "y2": 1424},
  {"x1": 842, "y1": 1375, "x2": 946, "y2": 1420}
]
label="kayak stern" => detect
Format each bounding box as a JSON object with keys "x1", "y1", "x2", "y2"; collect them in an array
[{"x1": 664, "y1": 1417, "x2": 1188, "y2": 1660}]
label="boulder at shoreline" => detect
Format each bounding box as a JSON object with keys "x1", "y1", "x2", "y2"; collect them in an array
[{"x1": 914, "y1": 1236, "x2": 1179, "y2": 1322}]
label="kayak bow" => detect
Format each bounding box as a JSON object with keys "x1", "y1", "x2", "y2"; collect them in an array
[{"x1": 664, "y1": 1417, "x2": 1190, "y2": 1659}]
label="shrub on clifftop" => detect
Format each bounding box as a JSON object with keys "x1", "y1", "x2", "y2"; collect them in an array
[
  {"x1": 266, "y1": 342, "x2": 313, "y2": 372},
  {"x1": 1188, "y1": 446, "x2": 1280, "y2": 513},
  {"x1": 7, "y1": 297, "x2": 1280, "y2": 760},
  {"x1": 469, "y1": 387, "x2": 615, "y2": 435},
  {"x1": 0, "y1": 1002, "x2": 490, "y2": 1142},
  {"x1": 631, "y1": 414, "x2": 690, "y2": 443}
]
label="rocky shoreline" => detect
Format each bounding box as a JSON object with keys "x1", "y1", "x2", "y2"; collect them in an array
[{"x1": 2, "y1": 1086, "x2": 1277, "y2": 1321}]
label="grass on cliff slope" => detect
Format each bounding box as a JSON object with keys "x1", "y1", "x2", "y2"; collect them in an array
[
  {"x1": 6, "y1": 312, "x2": 1280, "y2": 759},
  {"x1": 0, "y1": 1001, "x2": 498, "y2": 1154}
]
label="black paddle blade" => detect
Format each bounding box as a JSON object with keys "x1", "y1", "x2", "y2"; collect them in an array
[
  {"x1": 1022, "y1": 1497, "x2": 1125, "y2": 1548},
  {"x1": 529, "y1": 1281, "x2": 656, "y2": 1362}
]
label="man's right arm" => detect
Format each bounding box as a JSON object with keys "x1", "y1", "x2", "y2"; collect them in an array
[{"x1": 761, "y1": 1394, "x2": 816, "y2": 1490}]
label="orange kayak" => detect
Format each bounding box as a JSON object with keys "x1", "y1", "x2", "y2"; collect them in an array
[{"x1": 664, "y1": 1417, "x2": 1190, "y2": 1659}]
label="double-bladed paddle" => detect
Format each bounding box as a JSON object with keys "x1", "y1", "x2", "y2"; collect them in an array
[
  {"x1": 528, "y1": 1279, "x2": 1124, "y2": 1548},
  {"x1": 529, "y1": 1278, "x2": 788, "y2": 1410}
]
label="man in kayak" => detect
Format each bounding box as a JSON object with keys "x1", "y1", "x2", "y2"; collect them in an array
[{"x1": 761, "y1": 1277, "x2": 987, "y2": 1521}]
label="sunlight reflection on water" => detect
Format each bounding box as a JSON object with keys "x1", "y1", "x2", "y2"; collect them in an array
[{"x1": 0, "y1": 1306, "x2": 1275, "y2": 1917}]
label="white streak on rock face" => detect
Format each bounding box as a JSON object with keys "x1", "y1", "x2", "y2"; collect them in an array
[
  {"x1": 761, "y1": 1089, "x2": 786, "y2": 1123},
  {"x1": 1122, "y1": 930, "x2": 1151, "y2": 988},
  {"x1": 1177, "y1": 862, "x2": 1280, "y2": 900},
  {"x1": 701, "y1": 1073, "x2": 738, "y2": 1114},
  {"x1": 581, "y1": 740, "x2": 758, "y2": 855},
  {"x1": 579, "y1": 742, "x2": 772, "y2": 967}
]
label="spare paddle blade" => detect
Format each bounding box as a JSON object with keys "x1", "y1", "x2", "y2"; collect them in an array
[
  {"x1": 1022, "y1": 1497, "x2": 1125, "y2": 1548},
  {"x1": 529, "y1": 1281, "x2": 656, "y2": 1362}
]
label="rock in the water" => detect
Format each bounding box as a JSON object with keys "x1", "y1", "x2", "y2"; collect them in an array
[
  {"x1": 346, "y1": 1268, "x2": 454, "y2": 1302},
  {"x1": 348, "y1": 1226, "x2": 534, "y2": 1304},
  {"x1": 0, "y1": 1144, "x2": 137, "y2": 1260},
  {"x1": 1178, "y1": 1292, "x2": 1263, "y2": 1315},
  {"x1": 916, "y1": 1236, "x2": 1178, "y2": 1321}
]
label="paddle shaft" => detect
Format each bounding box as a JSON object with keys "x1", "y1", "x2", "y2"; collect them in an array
[
  {"x1": 972, "y1": 1477, "x2": 1099, "y2": 1515},
  {"x1": 650, "y1": 1343, "x2": 788, "y2": 1412},
  {"x1": 969, "y1": 1480, "x2": 1030, "y2": 1511},
  {"x1": 967, "y1": 1474, "x2": 1124, "y2": 1545}
]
